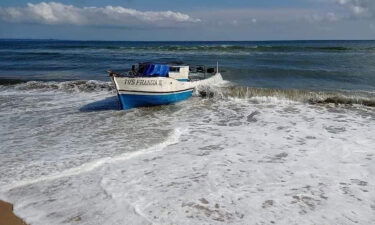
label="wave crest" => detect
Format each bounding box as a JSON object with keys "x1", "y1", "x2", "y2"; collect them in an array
[
  {"x1": 9, "y1": 80, "x2": 115, "y2": 93},
  {"x1": 3, "y1": 79, "x2": 375, "y2": 107},
  {"x1": 197, "y1": 85, "x2": 375, "y2": 107}
]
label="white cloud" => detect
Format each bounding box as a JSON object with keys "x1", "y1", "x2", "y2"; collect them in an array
[
  {"x1": 336, "y1": 0, "x2": 375, "y2": 18},
  {"x1": 0, "y1": 2, "x2": 201, "y2": 27}
]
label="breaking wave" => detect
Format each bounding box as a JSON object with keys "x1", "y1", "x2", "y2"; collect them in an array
[
  {"x1": 197, "y1": 85, "x2": 375, "y2": 107},
  {"x1": 2, "y1": 79, "x2": 375, "y2": 107},
  {"x1": 1, "y1": 80, "x2": 115, "y2": 93}
]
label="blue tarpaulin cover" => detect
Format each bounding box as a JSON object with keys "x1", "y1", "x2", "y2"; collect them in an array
[{"x1": 142, "y1": 64, "x2": 169, "y2": 77}]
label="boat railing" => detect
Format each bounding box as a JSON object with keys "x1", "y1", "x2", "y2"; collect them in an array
[{"x1": 108, "y1": 65, "x2": 217, "y2": 79}]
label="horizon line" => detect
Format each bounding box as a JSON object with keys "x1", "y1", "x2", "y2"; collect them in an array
[{"x1": 0, "y1": 38, "x2": 374, "y2": 42}]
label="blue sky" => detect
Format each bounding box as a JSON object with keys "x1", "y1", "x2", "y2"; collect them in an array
[{"x1": 0, "y1": 0, "x2": 374, "y2": 40}]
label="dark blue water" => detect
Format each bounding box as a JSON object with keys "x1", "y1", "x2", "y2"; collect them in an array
[{"x1": 1, "y1": 39, "x2": 375, "y2": 91}]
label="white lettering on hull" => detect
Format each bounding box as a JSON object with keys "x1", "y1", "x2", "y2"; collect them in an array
[{"x1": 124, "y1": 79, "x2": 158, "y2": 86}]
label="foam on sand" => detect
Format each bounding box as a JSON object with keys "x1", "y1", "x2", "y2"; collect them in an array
[{"x1": 0, "y1": 200, "x2": 26, "y2": 225}]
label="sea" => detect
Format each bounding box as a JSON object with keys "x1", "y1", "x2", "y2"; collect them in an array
[{"x1": 0, "y1": 40, "x2": 374, "y2": 225}]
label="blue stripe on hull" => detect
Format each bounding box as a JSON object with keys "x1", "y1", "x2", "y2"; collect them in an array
[{"x1": 118, "y1": 90, "x2": 193, "y2": 110}]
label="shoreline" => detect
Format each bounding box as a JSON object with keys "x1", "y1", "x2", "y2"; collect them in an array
[{"x1": 0, "y1": 200, "x2": 27, "y2": 225}]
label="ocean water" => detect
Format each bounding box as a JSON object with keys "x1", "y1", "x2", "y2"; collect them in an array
[{"x1": 0, "y1": 40, "x2": 374, "y2": 225}]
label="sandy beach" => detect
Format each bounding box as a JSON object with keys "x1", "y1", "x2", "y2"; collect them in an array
[{"x1": 0, "y1": 200, "x2": 26, "y2": 225}]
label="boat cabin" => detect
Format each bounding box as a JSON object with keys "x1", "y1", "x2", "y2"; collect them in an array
[
  {"x1": 169, "y1": 65, "x2": 189, "y2": 81},
  {"x1": 132, "y1": 63, "x2": 190, "y2": 81},
  {"x1": 109, "y1": 62, "x2": 216, "y2": 81}
]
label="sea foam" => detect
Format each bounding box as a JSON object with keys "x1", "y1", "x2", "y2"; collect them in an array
[
  {"x1": 1, "y1": 78, "x2": 374, "y2": 225},
  {"x1": 1, "y1": 93, "x2": 374, "y2": 225}
]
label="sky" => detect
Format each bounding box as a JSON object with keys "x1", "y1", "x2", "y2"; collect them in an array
[{"x1": 0, "y1": 0, "x2": 374, "y2": 41}]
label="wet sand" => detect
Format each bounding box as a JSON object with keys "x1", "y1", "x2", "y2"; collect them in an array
[{"x1": 0, "y1": 200, "x2": 26, "y2": 225}]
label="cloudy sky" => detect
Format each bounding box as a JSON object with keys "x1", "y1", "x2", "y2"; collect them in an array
[{"x1": 0, "y1": 0, "x2": 374, "y2": 40}]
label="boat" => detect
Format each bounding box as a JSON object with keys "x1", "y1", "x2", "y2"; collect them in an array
[{"x1": 108, "y1": 62, "x2": 220, "y2": 110}]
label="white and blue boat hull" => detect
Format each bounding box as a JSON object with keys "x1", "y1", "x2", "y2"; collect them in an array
[
  {"x1": 118, "y1": 89, "x2": 194, "y2": 109},
  {"x1": 110, "y1": 67, "x2": 222, "y2": 110},
  {"x1": 111, "y1": 76, "x2": 197, "y2": 110}
]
